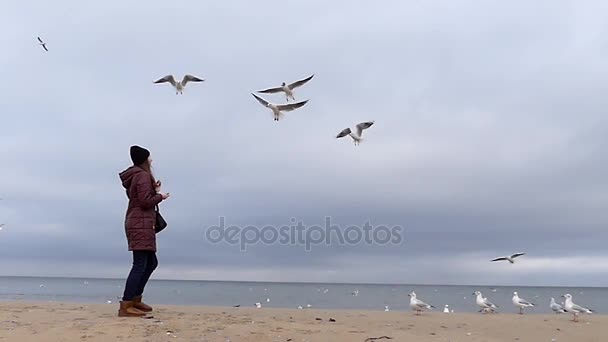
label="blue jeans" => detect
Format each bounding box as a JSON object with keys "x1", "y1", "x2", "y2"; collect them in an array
[{"x1": 122, "y1": 251, "x2": 158, "y2": 301}]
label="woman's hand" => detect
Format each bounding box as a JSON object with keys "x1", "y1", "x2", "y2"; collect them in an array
[{"x1": 161, "y1": 192, "x2": 170, "y2": 200}]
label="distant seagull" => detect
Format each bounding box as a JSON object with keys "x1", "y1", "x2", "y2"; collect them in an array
[
  {"x1": 266, "y1": 297, "x2": 270, "y2": 303},
  {"x1": 408, "y1": 292, "x2": 435, "y2": 315},
  {"x1": 563, "y1": 294, "x2": 593, "y2": 322},
  {"x1": 550, "y1": 297, "x2": 566, "y2": 314},
  {"x1": 384, "y1": 305, "x2": 389, "y2": 312},
  {"x1": 255, "y1": 302, "x2": 262, "y2": 308},
  {"x1": 352, "y1": 289, "x2": 360, "y2": 296},
  {"x1": 512, "y1": 291, "x2": 535, "y2": 314},
  {"x1": 251, "y1": 93, "x2": 308, "y2": 121},
  {"x1": 443, "y1": 305, "x2": 450, "y2": 313},
  {"x1": 37, "y1": 36, "x2": 48, "y2": 52},
  {"x1": 336, "y1": 121, "x2": 375, "y2": 146},
  {"x1": 0, "y1": 224, "x2": 4, "y2": 231},
  {"x1": 257, "y1": 74, "x2": 314, "y2": 102},
  {"x1": 491, "y1": 253, "x2": 525, "y2": 264},
  {"x1": 153, "y1": 74, "x2": 204, "y2": 94},
  {"x1": 474, "y1": 291, "x2": 498, "y2": 313}
]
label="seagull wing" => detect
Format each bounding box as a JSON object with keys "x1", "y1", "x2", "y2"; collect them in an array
[
  {"x1": 276, "y1": 100, "x2": 308, "y2": 112},
  {"x1": 336, "y1": 128, "x2": 352, "y2": 139},
  {"x1": 182, "y1": 74, "x2": 205, "y2": 86},
  {"x1": 571, "y1": 303, "x2": 592, "y2": 313},
  {"x1": 484, "y1": 298, "x2": 497, "y2": 308},
  {"x1": 251, "y1": 93, "x2": 270, "y2": 107},
  {"x1": 288, "y1": 74, "x2": 314, "y2": 90},
  {"x1": 257, "y1": 86, "x2": 284, "y2": 94},
  {"x1": 510, "y1": 253, "x2": 526, "y2": 259},
  {"x1": 415, "y1": 299, "x2": 433, "y2": 309},
  {"x1": 518, "y1": 298, "x2": 534, "y2": 306},
  {"x1": 37, "y1": 36, "x2": 43, "y2": 43},
  {"x1": 356, "y1": 121, "x2": 375, "y2": 136},
  {"x1": 491, "y1": 257, "x2": 508, "y2": 262},
  {"x1": 154, "y1": 75, "x2": 177, "y2": 87},
  {"x1": 42, "y1": 44, "x2": 48, "y2": 52}
]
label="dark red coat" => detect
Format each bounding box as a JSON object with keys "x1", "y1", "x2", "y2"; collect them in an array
[{"x1": 119, "y1": 166, "x2": 163, "y2": 251}]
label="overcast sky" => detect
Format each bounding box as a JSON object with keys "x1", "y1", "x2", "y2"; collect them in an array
[{"x1": 1, "y1": 0, "x2": 608, "y2": 286}]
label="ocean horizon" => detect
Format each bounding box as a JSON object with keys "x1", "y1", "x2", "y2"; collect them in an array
[{"x1": 0, "y1": 276, "x2": 604, "y2": 314}]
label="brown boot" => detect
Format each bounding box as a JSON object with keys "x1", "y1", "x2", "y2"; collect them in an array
[
  {"x1": 118, "y1": 300, "x2": 146, "y2": 317},
  {"x1": 132, "y1": 295, "x2": 153, "y2": 312}
]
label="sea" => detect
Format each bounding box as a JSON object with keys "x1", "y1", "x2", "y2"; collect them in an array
[{"x1": 0, "y1": 276, "x2": 604, "y2": 314}]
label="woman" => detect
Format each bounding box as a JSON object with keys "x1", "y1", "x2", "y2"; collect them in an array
[{"x1": 118, "y1": 145, "x2": 170, "y2": 317}]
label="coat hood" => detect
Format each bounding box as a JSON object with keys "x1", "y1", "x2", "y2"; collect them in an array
[{"x1": 119, "y1": 166, "x2": 145, "y2": 189}]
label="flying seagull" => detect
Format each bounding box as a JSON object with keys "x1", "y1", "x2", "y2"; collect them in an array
[
  {"x1": 251, "y1": 93, "x2": 308, "y2": 121},
  {"x1": 491, "y1": 252, "x2": 525, "y2": 264},
  {"x1": 473, "y1": 291, "x2": 498, "y2": 313},
  {"x1": 512, "y1": 291, "x2": 535, "y2": 314},
  {"x1": 37, "y1": 37, "x2": 48, "y2": 52},
  {"x1": 336, "y1": 121, "x2": 374, "y2": 146},
  {"x1": 408, "y1": 291, "x2": 435, "y2": 315},
  {"x1": 257, "y1": 74, "x2": 314, "y2": 102},
  {"x1": 563, "y1": 294, "x2": 593, "y2": 322},
  {"x1": 0, "y1": 224, "x2": 4, "y2": 231},
  {"x1": 153, "y1": 74, "x2": 204, "y2": 94},
  {"x1": 550, "y1": 297, "x2": 566, "y2": 314}
]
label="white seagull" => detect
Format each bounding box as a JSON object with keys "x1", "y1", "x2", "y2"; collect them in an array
[
  {"x1": 491, "y1": 253, "x2": 525, "y2": 264},
  {"x1": 257, "y1": 74, "x2": 314, "y2": 102},
  {"x1": 0, "y1": 223, "x2": 4, "y2": 231},
  {"x1": 251, "y1": 93, "x2": 308, "y2": 121},
  {"x1": 408, "y1": 292, "x2": 435, "y2": 315},
  {"x1": 37, "y1": 36, "x2": 48, "y2": 52},
  {"x1": 563, "y1": 294, "x2": 593, "y2": 322},
  {"x1": 473, "y1": 291, "x2": 498, "y2": 313},
  {"x1": 443, "y1": 305, "x2": 450, "y2": 313},
  {"x1": 153, "y1": 74, "x2": 205, "y2": 94},
  {"x1": 512, "y1": 291, "x2": 535, "y2": 314},
  {"x1": 550, "y1": 297, "x2": 566, "y2": 314},
  {"x1": 336, "y1": 121, "x2": 375, "y2": 146}
]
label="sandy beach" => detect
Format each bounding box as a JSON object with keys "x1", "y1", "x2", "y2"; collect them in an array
[{"x1": 0, "y1": 301, "x2": 603, "y2": 342}]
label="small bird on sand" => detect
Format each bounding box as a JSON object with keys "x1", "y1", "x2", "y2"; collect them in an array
[
  {"x1": 550, "y1": 297, "x2": 566, "y2": 314},
  {"x1": 336, "y1": 121, "x2": 375, "y2": 146},
  {"x1": 257, "y1": 74, "x2": 314, "y2": 102},
  {"x1": 491, "y1": 253, "x2": 525, "y2": 264},
  {"x1": 408, "y1": 292, "x2": 435, "y2": 315},
  {"x1": 474, "y1": 291, "x2": 498, "y2": 313},
  {"x1": 153, "y1": 74, "x2": 205, "y2": 94},
  {"x1": 563, "y1": 294, "x2": 593, "y2": 322},
  {"x1": 512, "y1": 291, "x2": 535, "y2": 314}
]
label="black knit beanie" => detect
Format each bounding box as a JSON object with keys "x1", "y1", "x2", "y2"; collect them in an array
[{"x1": 130, "y1": 145, "x2": 150, "y2": 166}]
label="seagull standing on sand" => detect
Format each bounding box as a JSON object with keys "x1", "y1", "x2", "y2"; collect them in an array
[
  {"x1": 153, "y1": 74, "x2": 205, "y2": 94},
  {"x1": 251, "y1": 93, "x2": 308, "y2": 121},
  {"x1": 408, "y1": 292, "x2": 435, "y2": 315},
  {"x1": 491, "y1": 253, "x2": 525, "y2": 264},
  {"x1": 257, "y1": 74, "x2": 314, "y2": 102},
  {"x1": 443, "y1": 305, "x2": 450, "y2": 313},
  {"x1": 336, "y1": 121, "x2": 375, "y2": 146},
  {"x1": 474, "y1": 291, "x2": 498, "y2": 313},
  {"x1": 512, "y1": 292, "x2": 535, "y2": 314},
  {"x1": 550, "y1": 297, "x2": 566, "y2": 314},
  {"x1": 563, "y1": 294, "x2": 593, "y2": 322},
  {"x1": 37, "y1": 37, "x2": 48, "y2": 52}
]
